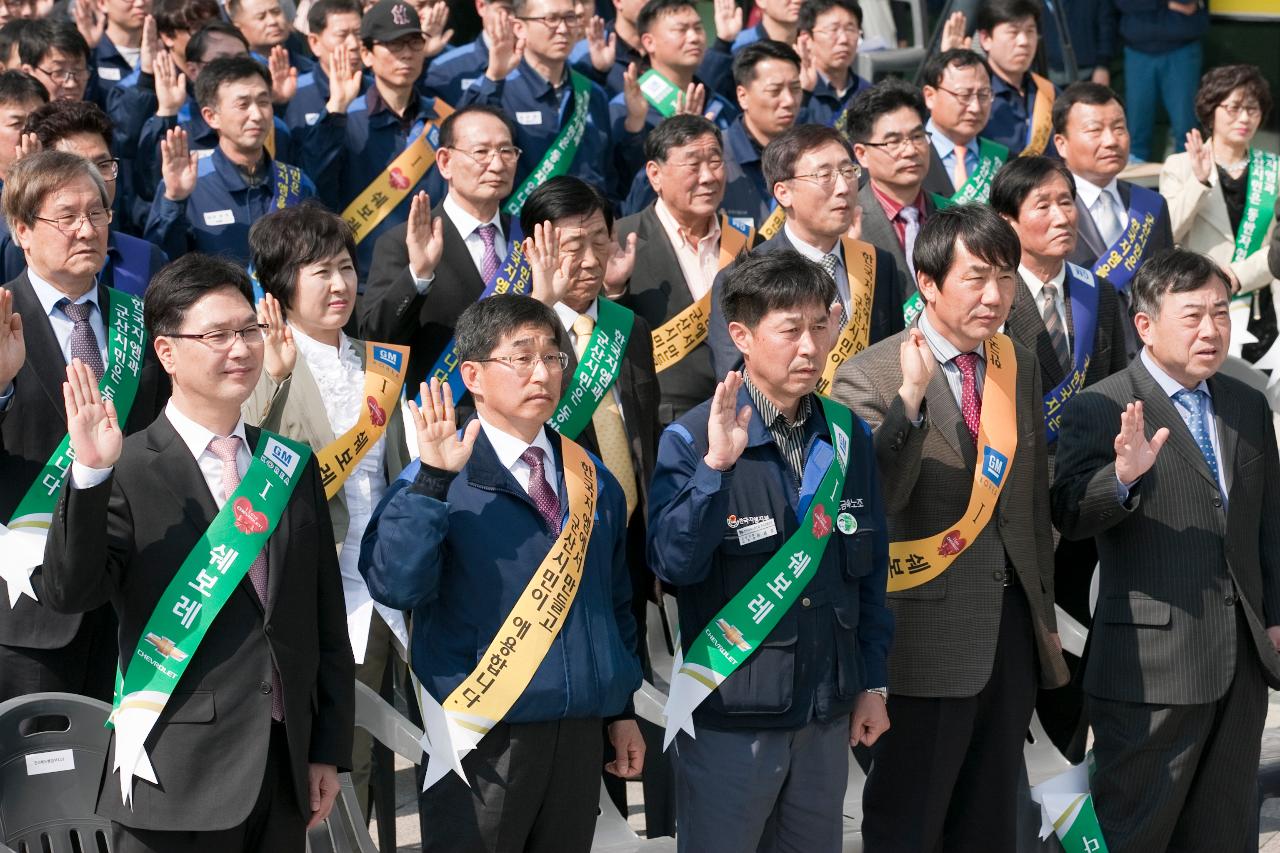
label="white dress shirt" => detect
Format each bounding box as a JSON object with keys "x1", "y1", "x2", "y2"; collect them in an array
[
  {"x1": 1072, "y1": 173, "x2": 1130, "y2": 242},
  {"x1": 1018, "y1": 262, "x2": 1072, "y2": 350},
  {"x1": 917, "y1": 309, "x2": 986, "y2": 409},
  {"x1": 784, "y1": 222, "x2": 851, "y2": 313},
  {"x1": 29, "y1": 271, "x2": 108, "y2": 368},
  {"x1": 410, "y1": 196, "x2": 509, "y2": 295},
  {"x1": 553, "y1": 298, "x2": 627, "y2": 418},
  {"x1": 478, "y1": 415, "x2": 559, "y2": 497},
  {"x1": 653, "y1": 199, "x2": 721, "y2": 300}
]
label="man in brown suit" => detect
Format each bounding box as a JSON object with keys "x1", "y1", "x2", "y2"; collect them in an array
[{"x1": 831, "y1": 204, "x2": 1068, "y2": 852}]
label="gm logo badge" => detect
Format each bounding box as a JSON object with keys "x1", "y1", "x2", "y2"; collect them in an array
[
  {"x1": 373, "y1": 347, "x2": 403, "y2": 372},
  {"x1": 982, "y1": 447, "x2": 1008, "y2": 487}
]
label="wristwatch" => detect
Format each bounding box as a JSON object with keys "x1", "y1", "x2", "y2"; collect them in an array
[{"x1": 865, "y1": 687, "x2": 888, "y2": 700}]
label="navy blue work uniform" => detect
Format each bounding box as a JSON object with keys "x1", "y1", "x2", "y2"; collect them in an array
[
  {"x1": 283, "y1": 65, "x2": 373, "y2": 133},
  {"x1": 799, "y1": 70, "x2": 871, "y2": 127},
  {"x1": 569, "y1": 23, "x2": 735, "y2": 100},
  {"x1": 419, "y1": 33, "x2": 489, "y2": 105},
  {"x1": 145, "y1": 148, "x2": 316, "y2": 267},
  {"x1": 87, "y1": 37, "x2": 135, "y2": 107},
  {"x1": 983, "y1": 71, "x2": 1059, "y2": 156}
]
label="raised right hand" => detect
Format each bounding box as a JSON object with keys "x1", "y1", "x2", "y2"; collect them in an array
[
  {"x1": 64, "y1": 359, "x2": 121, "y2": 470},
  {"x1": 153, "y1": 50, "x2": 188, "y2": 117},
  {"x1": 713, "y1": 0, "x2": 743, "y2": 44},
  {"x1": 1114, "y1": 401, "x2": 1169, "y2": 485},
  {"x1": 0, "y1": 288, "x2": 24, "y2": 389},
  {"x1": 408, "y1": 378, "x2": 481, "y2": 472},
  {"x1": 161, "y1": 126, "x2": 198, "y2": 201},
  {"x1": 406, "y1": 191, "x2": 445, "y2": 280},
  {"x1": 485, "y1": 9, "x2": 523, "y2": 81},
  {"x1": 939, "y1": 11, "x2": 971, "y2": 51},
  {"x1": 140, "y1": 15, "x2": 157, "y2": 75},
  {"x1": 525, "y1": 221, "x2": 574, "y2": 306},
  {"x1": 325, "y1": 45, "x2": 363, "y2": 114},
  {"x1": 258, "y1": 293, "x2": 297, "y2": 382},
  {"x1": 704, "y1": 371, "x2": 752, "y2": 471},
  {"x1": 897, "y1": 328, "x2": 935, "y2": 420},
  {"x1": 1185, "y1": 128, "x2": 1214, "y2": 185}
]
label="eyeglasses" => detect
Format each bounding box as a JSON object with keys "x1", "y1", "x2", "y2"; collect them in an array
[
  {"x1": 517, "y1": 13, "x2": 582, "y2": 30},
  {"x1": 474, "y1": 351, "x2": 569, "y2": 376},
  {"x1": 165, "y1": 324, "x2": 269, "y2": 349},
  {"x1": 94, "y1": 158, "x2": 120, "y2": 180},
  {"x1": 447, "y1": 145, "x2": 523, "y2": 165},
  {"x1": 935, "y1": 85, "x2": 993, "y2": 106},
  {"x1": 34, "y1": 208, "x2": 112, "y2": 234},
  {"x1": 861, "y1": 130, "x2": 931, "y2": 154},
  {"x1": 789, "y1": 164, "x2": 861, "y2": 188},
  {"x1": 810, "y1": 24, "x2": 860, "y2": 39},
  {"x1": 35, "y1": 65, "x2": 89, "y2": 84},
  {"x1": 1218, "y1": 101, "x2": 1262, "y2": 119}
]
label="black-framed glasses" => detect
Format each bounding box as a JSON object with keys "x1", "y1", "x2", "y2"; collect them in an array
[
  {"x1": 35, "y1": 65, "x2": 89, "y2": 84},
  {"x1": 165, "y1": 324, "x2": 269, "y2": 349},
  {"x1": 94, "y1": 158, "x2": 121, "y2": 180},
  {"x1": 934, "y1": 85, "x2": 993, "y2": 106},
  {"x1": 447, "y1": 145, "x2": 523, "y2": 165},
  {"x1": 861, "y1": 130, "x2": 931, "y2": 154},
  {"x1": 34, "y1": 209, "x2": 112, "y2": 234},
  {"x1": 789, "y1": 164, "x2": 861, "y2": 188},
  {"x1": 474, "y1": 351, "x2": 569, "y2": 376},
  {"x1": 517, "y1": 13, "x2": 582, "y2": 30}
]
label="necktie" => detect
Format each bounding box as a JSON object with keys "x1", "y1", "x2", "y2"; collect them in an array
[
  {"x1": 1173, "y1": 388, "x2": 1221, "y2": 487},
  {"x1": 477, "y1": 223, "x2": 500, "y2": 283},
  {"x1": 1040, "y1": 281, "x2": 1071, "y2": 373},
  {"x1": 1092, "y1": 190, "x2": 1122, "y2": 248},
  {"x1": 572, "y1": 314, "x2": 639, "y2": 517},
  {"x1": 952, "y1": 144, "x2": 969, "y2": 189},
  {"x1": 954, "y1": 352, "x2": 982, "y2": 444},
  {"x1": 59, "y1": 299, "x2": 104, "y2": 381},
  {"x1": 899, "y1": 204, "x2": 921, "y2": 279},
  {"x1": 818, "y1": 253, "x2": 848, "y2": 328},
  {"x1": 520, "y1": 447, "x2": 562, "y2": 533},
  {"x1": 208, "y1": 435, "x2": 284, "y2": 721}
]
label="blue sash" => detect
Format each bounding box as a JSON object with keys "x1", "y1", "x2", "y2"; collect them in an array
[
  {"x1": 104, "y1": 234, "x2": 152, "y2": 297},
  {"x1": 1091, "y1": 185, "x2": 1162, "y2": 292},
  {"x1": 421, "y1": 223, "x2": 531, "y2": 405},
  {"x1": 1042, "y1": 263, "x2": 1099, "y2": 443}
]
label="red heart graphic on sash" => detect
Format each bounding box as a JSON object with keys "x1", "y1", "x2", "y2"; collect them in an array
[
  {"x1": 937, "y1": 530, "x2": 966, "y2": 556},
  {"x1": 367, "y1": 396, "x2": 387, "y2": 427},
  {"x1": 232, "y1": 496, "x2": 269, "y2": 535},
  {"x1": 388, "y1": 168, "x2": 410, "y2": 190},
  {"x1": 812, "y1": 504, "x2": 832, "y2": 538}
]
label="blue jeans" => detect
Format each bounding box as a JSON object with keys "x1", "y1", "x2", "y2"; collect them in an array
[{"x1": 1124, "y1": 41, "x2": 1203, "y2": 161}]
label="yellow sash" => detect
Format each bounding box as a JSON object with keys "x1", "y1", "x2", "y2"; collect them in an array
[
  {"x1": 315, "y1": 341, "x2": 410, "y2": 499},
  {"x1": 1021, "y1": 72, "x2": 1055, "y2": 157},
  {"x1": 887, "y1": 333, "x2": 1018, "y2": 592},
  {"x1": 758, "y1": 205, "x2": 786, "y2": 241},
  {"x1": 650, "y1": 214, "x2": 754, "y2": 374},
  {"x1": 442, "y1": 438, "x2": 596, "y2": 732},
  {"x1": 340, "y1": 101, "x2": 456, "y2": 244},
  {"x1": 815, "y1": 237, "x2": 877, "y2": 396},
  {"x1": 265, "y1": 124, "x2": 276, "y2": 159}
]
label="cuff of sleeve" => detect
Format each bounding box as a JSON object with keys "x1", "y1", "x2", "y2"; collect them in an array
[
  {"x1": 71, "y1": 461, "x2": 114, "y2": 489},
  {"x1": 412, "y1": 271, "x2": 435, "y2": 295},
  {"x1": 0, "y1": 382, "x2": 13, "y2": 410},
  {"x1": 864, "y1": 662, "x2": 888, "y2": 692},
  {"x1": 1116, "y1": 474, "x2": 1139, "y2": 504},
  {"x1": 411, "y1": 464, "x2": 456, "y2": 499},
  {"x1": 605, "y1": 697, "x2": 636, "y2": 724},
  {"x1": 692, "y1": 458, "x2": 732, "y2": 493}
]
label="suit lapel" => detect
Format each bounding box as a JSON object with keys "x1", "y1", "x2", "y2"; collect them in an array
[
  {"x1": 924, "y1": 145, "x2": 954, "y2": 197},
  {"x1": 254, "y1": 425, "x2": 290, "y2": 617},
  {"x1": 640, "y1": 205, "x2": 694, "y2": 313},
  {"x1": 1208, "y1": 373, "x2": 1239, "y2": 497},
  {"x1": 925, "y1": 362, "x2": 974, "y2": 469},
  {"x1": 8, "y1": 273, "x2": 69, "y2": 417},
  {"x1": 1130, "y1": 359, "x2": 1219, "y2": 490},
  {"x1": 436, "y1": 206, "x2": 486, "y2": 300},
  {"x1": 1074, "y1": 197, "x2": 1107, "y2": 260},
  {"x1": 147, "y1": 414, "x2": 221, "y2": 543},
  {"x1": 1006, "y1": 276, "x2": 1066, "y2": 389},
  {"x1": 857, "y1": 183, "x2": 909, "y2": 277}
]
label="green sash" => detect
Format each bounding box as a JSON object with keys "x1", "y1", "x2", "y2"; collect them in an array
[
  {"x1": 108, "y1": 431, "x2": 311, "y2": 806},
  {"x1": 548, "y1": 298, "x2": 635, "y2": 440},
  {"x1": 930, "y1": 138, "x2": 1009, "y2": 209},
  {"x1": 662, "y1": 397, "x2": 852, "y2": 748},
  {"x1": 638, "y1": 68, "x2": 681, "y2": 117},
  {"x1": 1233, "y1": 148, "x2": 1280, "y2": 263},
  {"x1": 503, "y1": 71, "x2": 592, "y2": 217}
]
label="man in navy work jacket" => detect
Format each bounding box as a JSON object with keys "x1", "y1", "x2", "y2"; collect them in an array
[
  {"x1": 647, "y1": 250, "x2": 893, "y2": 853},
  {"x1": 360, "y1": 294, "x2": 645, "y2": 853}
]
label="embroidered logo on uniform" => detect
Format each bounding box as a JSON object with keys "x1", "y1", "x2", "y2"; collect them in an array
[{"x1": 391, "y1": 3, "x2": 410, "y2": 25}]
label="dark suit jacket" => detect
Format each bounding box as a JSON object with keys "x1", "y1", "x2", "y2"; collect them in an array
[
  {"x1": 42, "y1": 416, "x2": 354, "y2": 830},
  {"x1": 615, "y1": 204, "x2": 719, "y2": 426},
  {"x1": 1051, "y1": 357, "x2": 1280, "y2": 703},
  {"x1": 832, "y1": 330, "x2": 1070, "y2": 696},
  {"x1": 1068, "y1": 179, "x2": 1175, "y2": 275},
  {"x1": 923, "y1": 143, "x2": 957, "y2": 200},
  {"x1": 0, "y1": 273, "x2": 168, "y2": 649},
  {"x1": 856, "y1": 181, "x2": 936, "y2": 312},
  {"x1": 706, "y1": 230, "x2": 904, "y2": 378}
]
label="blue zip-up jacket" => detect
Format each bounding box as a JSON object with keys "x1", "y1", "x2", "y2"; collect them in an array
[
  {"x1": 799, "y1": 70, "x2": 871, "y2": 127},
  {"x1": 647, "y1": 385, "x2": 893, "y2": 731},
  {"x1": 88, "y1": 37, "x2": 135, "y2": 108},
  {"x1": 419, "y1": 33, "x2": 489, "y2": 105},
  {"x1": 283, "y1": 66, "x2": 374, "y2": 133},
  {"x1": 145, "y1": 147, "x2": 316, "y2": 266},
  {"x1": 360, "y1": 426, "x2": 642, "y2": 723},
  {"x1": 730, "y1": 21, "x2": 769, "y2": 52},
  {"x1": 983, "y1": 71, "x2": 1060, "y2": 156},
  {"x1": 1113, "y1": 0, "x2": 1208, "y2": 54},
  {"x1": 295, "y1": 86, "x2": 442, "y2": 283}
]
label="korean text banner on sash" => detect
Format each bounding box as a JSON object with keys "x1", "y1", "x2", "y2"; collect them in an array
[
  {"x1": 1092, "y1": 186, "x2": 1161, "y2": 292},
  {"x1": 1043, "y1": 264, "x2": 1098, "y2": 444}
]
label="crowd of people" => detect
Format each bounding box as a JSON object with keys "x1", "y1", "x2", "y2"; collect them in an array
[{"x1": 0, "y1": 0, "x2": 1276, "y2": 850}]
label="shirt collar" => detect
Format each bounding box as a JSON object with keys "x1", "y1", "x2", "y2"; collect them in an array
[
  {"x1": 917, "y1": 308, "x2": 984, "y2": 364},
  {"x1": 365, "y1": 81, "x2": 421, "y2": 122},
  {"x1": 1072, "y1": 172, "x2": 1121, "y2": 210},
  {"x1": 990, "y1": 70, "x2": 1027, "y2": 99},
  {"x1": 443, "y1": 194, "x2": 504, "y2": 242},
  {"x1": 290, "y1": 324, "x2": 356, "y2": 363},
  {"x1": 742, "y1": 369, "x2": 812, "y2": 431},
  {"x1": 869, "y1": 180, "x2": 925, "y2": 221},
  {"x1": 653, "y1": 199, "x2": 720, "y2": 251},
  {"x1": 553, "y1": 297, "x2": 599, "y2": 333},
  {"x1": 29, "y1": 268, "x2": 99, "y2": 319},
  {"x1": 783, "y1": 222, "x2": 840, "y2": 263},
  {"x1": 519, "y1": 58, "x2": 567, "y2": 96},
  {"x1": 926, "y1": 117, "x2": 978, "y2": 163},
  {"x1": 728, "y1": 116, "x2": 764, "y2": 163},
  {"x1": 1017, "y1": 262, "x2": 1067, "y2": 303},
  {"x1": 1140, "y1": 348, "x2": 1210, "y2": 399},
  {"x1": 477, "y1": 414, "x2": 557, "y2": 473},
  {"x1": 165, "y1": 399, "x2": 249, "y2": 462}
]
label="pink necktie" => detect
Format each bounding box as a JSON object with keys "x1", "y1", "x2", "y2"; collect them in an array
[
  {"x1": 208, "y1": 435, "x2": 284, "y2": 721},
  {"x1": 477, "y1": 223, "x2": 500, "y2": 283},
  {"x1": 520, "y1": 447, "x2": 561, "y2": 534},
  {"x1": 953, "y1": 352, "x2": 982, "y2": 444}
]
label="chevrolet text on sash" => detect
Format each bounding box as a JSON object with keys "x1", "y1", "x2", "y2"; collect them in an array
[
  {"x1": 930, "y1": 138, "x2": 1009, "y2": 209},
  {"x1": 651, "y1": 214, "x2": 754, "y2": 373},
  {"x1": 1043, "y1": 264, "x2": 1099, "y2": 444},
  {"x1": 1091, "y1": 185, "x2": 1161, "y2": 292},
  {"x1": 0, "y1": 289, "x2": 146, "y2": 608},
  {"x1": 317, "y1": 343, "x2": 410, "y2": 498},
  {"x1": 549, "y1": 298, "x2": 634, "y2": 438},
  {"x1": 662, "y1": 398, "x2": 853, "y2": 747},
  {"x1": 418, "y1": 438, "x2": 598, "y2": 790},
  {"x1": 816, "y1": 238, "x2": 877, "y2": 396},
  {"x1": 887, "y1": 334, "x2": 1017, "y2": 592},
  {"x1": 109, "y1": 432, "x2": 311, "y2": 805},
  {"x1": 342, "y1": 100, "x2": 456, "y2": 244},
  {"x1": 502, "y1": 70, "x2": 591, "y2": 218}
]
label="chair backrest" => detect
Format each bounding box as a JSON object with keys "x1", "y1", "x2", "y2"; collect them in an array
[
  {"x1": 854, "y1": 0, "x2": 927, "y2": 82},
  {"x1": 0, "y1": 692, "x2": 113, "y2": 853}
]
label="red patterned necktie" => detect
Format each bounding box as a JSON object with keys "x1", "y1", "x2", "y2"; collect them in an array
[
  {"x1": 520, "y1": 447, "x2": 561, "y2": 534},
  {"x1": 953, "y1": 352, "x2": 982, "y2": 444}
]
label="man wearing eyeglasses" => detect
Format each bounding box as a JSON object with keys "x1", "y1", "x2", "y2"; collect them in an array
[
  {"x1": 361, "y1": 293, "x2": 644, "y2": 853},
  {"x1": 0, "y1": 150, "x2": 169, "y2": 706},
  {"x1": 795, "y1": 0, "x2": 870, "y2": 128},
  {"x1": 20, "y1": 19, "x2": 93, "y2": 102},
  {"x1": 921, "y1": 49, "x2": 1006, "y2": 208}
]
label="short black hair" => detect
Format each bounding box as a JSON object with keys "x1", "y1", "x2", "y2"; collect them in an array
[
  {"x1": 637, "y1": 0, "x2": 699, "y2": 35},
  {"x1": 762, "y1": 123, "x2": 851, "y2": 197},
  {"x1": 18, "y1": 19, "x2": 90, "y2": 69},
  {"x1": 455, "y1": 293, "x2": 560, "y2": 363},
  {"x1": 920, "y1": 48, "x2": 990, "y2": 90},
  {"x1": 153, "y1": 0, "x2": 222, "y2": 37},
  {"x1": 438, "y1": 103, "x2": 516, "y2": 150},
  {"x1": 519, "y1": 175, "x2": 614, "y2": 238},
  {"x1": 989, "y1": 155, "x2": 1075, "y2": 218},
  {"x1": 145, "y1": 253, "x2": 254, "y2": 338},
  {"x1": 1194, "y1": 63, "x2": 1272, "y2": 132},
  {"x1": 194, "y1": 55, "x2": 272, "y2": 109},
  {"x1": 0, "y1": 68, "x2": 47, "y2": 110},
  {"x1": 1130, "y1": 249, "x2": 1230, "y2": 319},
  {"x1": 186, "y1": 21, "x2": 250, "y2": 64},
  {"x1": 840, "y1": 77, "x2": 926, "y2": 143},
  {"x1": 23, "y1": 99, "x2": 113, "y2": 150},
  {"x1": 798, "y1": 0, "x2": 862, "y2": 33},
  {"x1": 0, "y1": 21, "x2": 35, "y2": 67},
  {"x1": 974, "y1": 0, "x2": 1041, "y2": 33},
  {"x1": 732, "y1": 40, "x2": 801, "y2": 89},
  {"x1": 645, "y1": 114, "x2": 722, "y2": 162},
  {"x1": 913, "y1": 204, "x2": 1021, "y2": 287},
  {"x1": 1052, "y1": 81, "x2": 1122, "y2": 136},
  {"x1": 249, "y1": 201, "x2": 357, "y2": 313},
  {"x1": 720, "y1": 250, "x2": 836, "y2": 328},
  {"x1": 307, "y1": 0, "x2": 364, "y2": 34}
]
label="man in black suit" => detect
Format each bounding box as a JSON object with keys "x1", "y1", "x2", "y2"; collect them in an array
[
  {"x1": 1054, "y1": 82, "x2": 1174, "y2": 358},
  {"x1": 1052, "y1": 249, "x2": 1280, "y2": 852},
  {"x1": 708, "y1": 123, "x2": 902, "y2": 378},
  {"x1": 359, "y1": 104, "x2": 519, "y2": 400},
  {"x1": 0, "y1": 150, "x2": 169, "y2": 704},
  {"x1": 42, "y1": 252, "x2": 354, "y2": 853}
]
